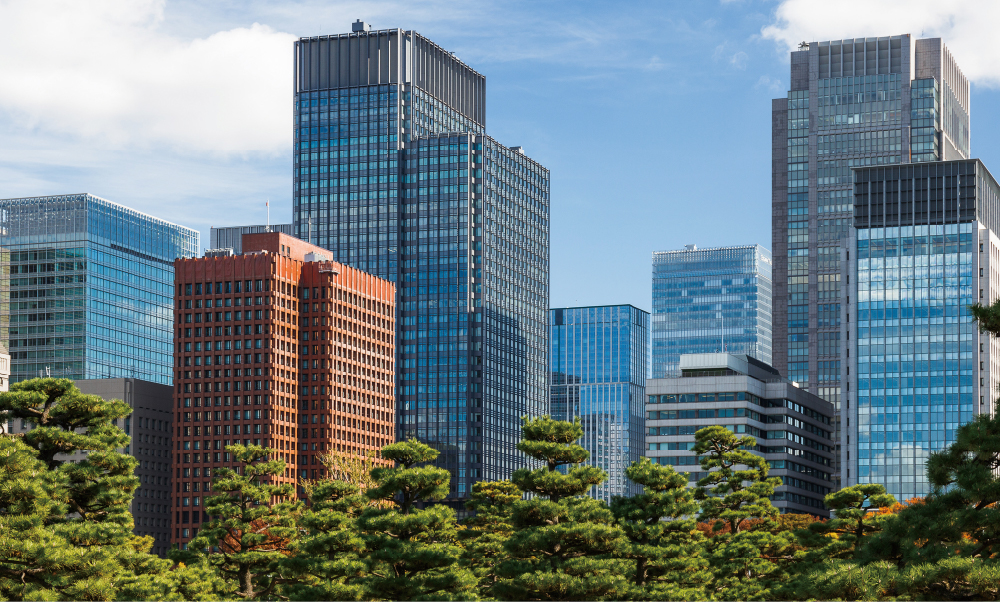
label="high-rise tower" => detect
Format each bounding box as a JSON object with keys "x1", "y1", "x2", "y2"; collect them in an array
[
  {"x1": 292, "y1": 24, "x2": 550, "y2": 498},
  {"x1": 772, "y1": 36, "x2": 970, "y2": 483}
]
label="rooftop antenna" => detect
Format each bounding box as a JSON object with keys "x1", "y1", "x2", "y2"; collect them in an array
[
  {"x1": 265, "y1": 200, "x2": 271, "y2": 232},
  {"x1": 308, "y1": 216, "x2": 313, "y2": 242}
]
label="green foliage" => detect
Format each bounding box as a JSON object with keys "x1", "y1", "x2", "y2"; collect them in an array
[
  {"x1": 0, "y1": 378, "x2": 170, "y2": 601},
  {"x1": 610, "y1": 458, "x2": 709, "y2": 601},
  {"x1": 495, "y1": 416, "x2": 628, "y2": 601},
  {"x1": 284, "y1": 478, "x2": 369, "y2": 601},
  {"x1": 187, "y1": 444, "x2": 301, "y2": 600},
  {"x1": 460, "y1": 480, "x2": 522, "y2": 599},
  {"x1": 693, "y1": 425, "x2": 794, "y2": 601},
  {"x1": 796, "y1": 484, "x2": 897, "y2": 561},
  {"x1": 358, "y1": 439, "x2": 478, "y2": 601}
]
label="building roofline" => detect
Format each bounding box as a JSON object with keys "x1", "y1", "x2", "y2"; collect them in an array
[
  {"x1": 0, "y1": 193, "x2": 198, "y2": 235},
  {"x1": 550, "y1": 304, "x2": 650, "y2": 315}
]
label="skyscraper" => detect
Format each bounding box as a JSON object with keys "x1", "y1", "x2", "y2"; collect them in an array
[
  {"x1": 171, "y1": 231, "x2": 395, "y2": 548},
  {"x1": 844, "y1": 159, "x2": 998, "y2": 500},
  {"x1": 292, "y1": 24, "x2": 550, "y2": 497},
  {"x1": 550, "y1": 305, "x2": 648, "y2": 503},
  {"x1": 210, "y1": 224, "x2": 294, "y2": 254},
  {"x1": 772, "y1": 35, "x2": 969, "y2": 401},
  {"x1": 651, "y1": 244, "x2": 772, "y2": 379},
  {"x1": 0, "y1": 194, "x2": 199, "y2": 384}
]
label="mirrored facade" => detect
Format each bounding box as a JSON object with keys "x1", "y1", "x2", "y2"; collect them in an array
[
  {"x1": 845, "y1": 160, "x2": 999, "y2": 500},
  {"x1": 651, "y1": 245, "x2": 772, "y2": 379},
  {"x1": 293, "y1": 28, "x2": 550, "y2": 498},
  {"x1": 550, "y1": 305, "x2": 648, "y2": 503},
  {"x1": 0, "y1": 194, "x2": 198, "y2": 384}
]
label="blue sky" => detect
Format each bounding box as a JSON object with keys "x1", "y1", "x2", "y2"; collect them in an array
[{"x1": 3, "y1": 0, "x2": 1000, "y2": 313}]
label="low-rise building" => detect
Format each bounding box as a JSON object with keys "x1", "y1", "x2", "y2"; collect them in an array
[{"x1": 646, "y1": 353, "x2": 835, "y2": 516}]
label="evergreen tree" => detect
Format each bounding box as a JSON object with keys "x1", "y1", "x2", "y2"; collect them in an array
[
  {"x1": 187, "y1": 444, "x2": 301, "y2": 600},
  {"x1": 0, "y1": 378, "x2": 170, "y2": 601},
  {"x1": 357, "y1": 439, "x2": 478, "y2": 601},
  {"x1": 609, "y1": 458, "x2": 709, "y2": 601},
  {"x1": 283, "y1": 478, "x2": 368, "y2": 601},
  {"x1": 459, "y1": 480, "x2": 522, "y2": 599},
  {"x1": 693, "y1": 425, "x2": 795, "y2": 601},
  {"x1": 495, "y1": 416, "x2": 628, "y2": 601},
  {"x1": 796, "y1": 484, "x2": 897, "y2": 561}
]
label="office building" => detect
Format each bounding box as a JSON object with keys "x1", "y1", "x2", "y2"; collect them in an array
[
  {"x1": 646, "y1": 353, "x2": 835, "y2": 516},
  {"x1": 550, "y1": 305, "x2": 648, "y2": 503},
  {"x1": 651, "y1": 245, "x2": 772, "y2": 378},
  {"x1": 77, "y1": 378, "x2": 174, "y2": 557},
  {"x1": 292, "y1": 24, "x2": 550, "y2": 496},
  {"x1": 8, "y1": 377, "x2": 174, "y2": 556},
  {"x1": 0, "y1": 194, "x2": 199, "y2": 384},
  {"x1": 171, "y1": 231, "x2": 395, "y2": 548},
  {"x1": 210, "y1": 224, "x2": 294, "y2": 254},
  {"x1": 0, "y1": 343, "x2": 9, "y2": 433},
  {"x1": 772, "y1": 35, "x2": 969, "y2": 402},
  {"x1": 843, "y1": 159, "x2": 998, "y2": 500}
]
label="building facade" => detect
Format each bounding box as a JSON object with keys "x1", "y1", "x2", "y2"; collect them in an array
[
  {"x1": 550, "y1": 305, "x2": 648, "y2": 503},
  {"x1": 292, "y1": 25, "x2": 550, "y2": 497},
  {"x1": 651, "y1": 245, "x2": 772, "y2": 379},
  {"x1": 210, "y1": 224, "x2": 294, "y2": 254},
  {"x1": 171, "y1": 232, "x2": 395, "y2": 548},
  {"x1": 0, "y1": 194, "x2": 199, "y2": 385},
  {"x1": 772, "y1": 35, "x2": 969, "y2": 408},
  {"x1": 646, "y1": 353, "x2": 835, "y2": 516},
  {"x1": 76, "y1": 378, "x2": 174, "y2": 557},
  {"x1": 843, "y1": 160, "x2": 999, "y2": 500}
]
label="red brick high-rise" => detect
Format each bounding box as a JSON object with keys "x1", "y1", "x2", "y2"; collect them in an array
[{"x1": 171, "y1": 232, "x2": 395, "y2": 547}]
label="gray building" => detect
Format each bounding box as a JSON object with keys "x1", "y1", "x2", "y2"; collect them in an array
[
  {"x1": 646, "y1": 353, "x2": 835, "y2": 516},
  {"x1": 0, "y1": 194, "x2": 199, "y2": 384},
  {"x1": 210, "y1": 224, "x2": 294, "y2": 254},
  {"x1": 842, "y1": 159, "x2": 999, "y2": 500},
  {"x1": 772, "y1": 36, "x2": 970, "y2": 485},
  {"x1": 292, "y1": 23, "x2": 550, "y2": 499},
  {"x1": 9, "y1": 378, "x2": 174, "y2": 556},
  {"x1": 651, "y1": 245, "x2": 772, "y2": 378},
  {"x1": 550, "y1": 305, "x2": 648, "y2": 503}
]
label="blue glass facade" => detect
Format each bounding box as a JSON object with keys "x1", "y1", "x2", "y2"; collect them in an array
[
  {"x1": 847, "y1": 160, "x2": 998, "y2": 500},
  {"x1": 651, "y1": 245, "x2": 772, "y2": 379},
  {"x1": 0, "y1": 194, "x2": 198, "y2": 384},
  {"x1": 293, "y1": 29, "x2": 550, "y2": 497},
  {"x1": 550, "y1": 305, "x2": 648, "y2": 503}
]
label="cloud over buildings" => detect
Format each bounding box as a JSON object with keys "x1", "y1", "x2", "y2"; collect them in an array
[
  {"x1": 762, "y1": 0, "x2": 1000, "y2": 87},
  {"x1": 0, "y1": 0, "x2": 296, "y2": 153}
]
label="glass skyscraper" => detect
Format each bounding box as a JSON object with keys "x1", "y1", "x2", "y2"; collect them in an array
[
  {"x1": 651, "y1": 244, "x2": 772, "y2": 379},
  {"x1": 550, "y1": 305, "x2": 648, "y2": 503},
  {"x1": 772, "y1": 35, "x2": 969, "y2": 408},
  {"x1": 293, "y1": 25, "x2": 550, "y2": 497},
  {"x1": 845, "y1": 160, "x2": 998, "y2": 500},
  {"x1": 0, "y1": 194, "x2": 199, "y2": 384}
]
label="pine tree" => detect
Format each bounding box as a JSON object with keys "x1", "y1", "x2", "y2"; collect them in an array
[
  {"x1": 796, "y1": 484, "x2": 897, "y2": 561},
  {"x1": 186, "y1": 444, "x2": 301, "y2": 600},
  {"x1": 357, "y1": 439, "x2": 478, "y2": 601},
  {"x1": 693, "y1": 425, "x2": 795, "y2": 601},
  {"x1": 609, "y1": 458, "x2": 709, "y2": 601},
  {"x1": 495, "y1": 416, "x2": 628, "y2": 601},
  {"x1": 459, "y1": 480, "x2": 522, "y2": 599},
  {"x1": 0, "y1": 378, "x2": 170, "y2": 600},
  {"x1": 283, "y1": 478, "x2": 369, "y2": 601}
]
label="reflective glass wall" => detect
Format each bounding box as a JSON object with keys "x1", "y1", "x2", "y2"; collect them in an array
[
  {"x1": 551, "y1": 305, "x2": 648, "y2": 503},
  {"x1": 853, "y1": 222, "x2": 977, "y2": 499},
  {"x1": 651, "y1": 245, "x2": 772, "y2": 378},
  {"x1": 0, "y1": 194, "x2": 198, "y2": 384}
]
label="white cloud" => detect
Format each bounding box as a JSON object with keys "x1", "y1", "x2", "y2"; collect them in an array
[
  {"x1": 730, "y1": 51, "x2": 748, "y2": 70},
  {"x1": 753, "y1": 74, "x2": 783, "y2": 93},
  {"x1": 0, "y1": 0, "x2": 297, "y2": 153},
  {"x1": 762, "y1": 0, "x2": 1000, "y2": 86}
]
